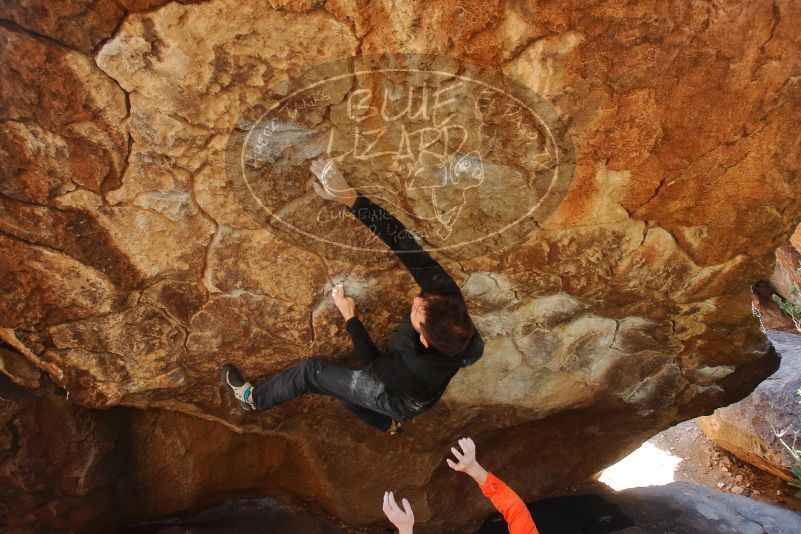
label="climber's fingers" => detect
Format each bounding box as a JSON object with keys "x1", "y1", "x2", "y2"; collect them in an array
[
  {"x1": 311, "y1": 180, "x2": 329, "y2": 199},
  {"x1": 387, "y1": 491, "x2": 400, "y2": 514},
  {"x1": 310, "y1": 156, "x2": 327, "y2": 171},
  {"x1": 451, "y1": 446, "x2": 464, "y2": 463},
  {"x1": 321, "y1": 158, "x2": 335, "y2": 178},
  {"x1": 310, "y1": 158, "x2": 329, "y2": 182},
  {"x1": 382, "y1": 491, "x2": 390, "y2": 515},
  {"x1": 459, "y1": 437, "x2": 475, "y2": 457},
  {"x1": 401, "y1": 497, "x2": 413, "y2": 519}
]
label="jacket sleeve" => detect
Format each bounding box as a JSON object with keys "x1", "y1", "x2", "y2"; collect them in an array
[
  {"x1": 348, "y1": 192, "x2": 462, "y2": 298},
  {"x1": 345, "y1": 316, "x2": 381, "y2": 366},
  {"x1": 480, "y1": 472, "x2": 539, "y2": 534}
]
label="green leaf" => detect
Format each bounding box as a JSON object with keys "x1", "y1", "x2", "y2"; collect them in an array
[{"x1": 772, "y1": 293, "x2": 801, "y2": 317}]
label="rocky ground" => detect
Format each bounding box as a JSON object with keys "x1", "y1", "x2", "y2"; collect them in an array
[{"x1": 649, "y1": 419, "x2": 801, "y2": 513}]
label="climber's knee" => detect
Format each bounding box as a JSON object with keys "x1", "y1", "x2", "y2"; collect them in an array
[{"x1": 299, "y1": 357, "x2": 324, "y2": 378}]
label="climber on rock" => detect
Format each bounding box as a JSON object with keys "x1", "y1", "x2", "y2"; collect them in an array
[{"x1": 220, "y1": 156, "x2": 484, "y2": 433}]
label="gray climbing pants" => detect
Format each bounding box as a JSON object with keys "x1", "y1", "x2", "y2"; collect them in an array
[{"x1": 250, "y1": 358, "x2": 413, "y2": 431}]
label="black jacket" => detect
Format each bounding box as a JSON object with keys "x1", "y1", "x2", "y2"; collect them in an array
[{"x1": 347, "y1": 193, "x2": 485, "y2": 412}]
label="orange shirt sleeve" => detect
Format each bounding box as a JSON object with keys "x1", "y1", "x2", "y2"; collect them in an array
[{"x1": 480, "y1": 472, "x2": 539, "y2": 534}]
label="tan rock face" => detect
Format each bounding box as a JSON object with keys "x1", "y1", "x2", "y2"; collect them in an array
[{"x1": 2, "y1": 0, "x2": 801, "y2": 530}]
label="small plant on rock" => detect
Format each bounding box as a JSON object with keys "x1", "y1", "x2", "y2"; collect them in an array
[
  {"x1": 791, "y1": 442, "x2": 801, "y2": 499},
  {"x1": 772, "y1": 293, "x2": 801, "y2": 333},
  {"x1": 772, "y1": 294, "x2": 801, "y2": 318},
  {"x1": 775, "y1": 389, "x2": 801, "y2": 498}
]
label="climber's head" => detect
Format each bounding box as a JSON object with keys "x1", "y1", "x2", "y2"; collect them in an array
[{"x1": 410, "y1": 292, "x2": 474, "y2": 356}]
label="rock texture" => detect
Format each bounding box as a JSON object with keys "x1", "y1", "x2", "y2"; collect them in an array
[
  {"x1": 706, "y1": 227, "x2": 801, "y2": 482},
  {"x1": 131, "y1": 483, "x2": 801, "y2": 534},
  {"x1": 2, "y1": 0, "x2": 801, "y2": 531},
  {"x1": 602, "y1": 482, "x2": 801, "y2": 534},
  {"x1": 127, "y1": 499, "x2": 346, "y2": 534},
  {"x1": 0, "y1": 372, "x2": 326, "y2": 531},
  {"x1": 0, "y1": 373, "x2": 126, "y2": 531},
  {"x1": 699, "y1": 332, "x2": 801, "y2": 484},
  {"x1": 751, "y1": 223, "x2": 801, "y2": 333},
  {"x1": 753, "y1": 280, "x2": 801, "y2": 334}
]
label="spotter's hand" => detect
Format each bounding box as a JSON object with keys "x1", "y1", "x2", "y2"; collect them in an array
[
  {"x1": 310, "y1": 157, "x2": 357, "y2": 207},
  {"x1": 331, "y1": 283, "x2": 356, "y2": 321},
  {"x1": 446, "y1": 437, "x2": 488, "y2": 486},
  {"x1": 447, "y1": 437, "x2": 478, "y2": 473},
  {"x1": 382, "y1": 491, "x2": 414, "y2": 534}
]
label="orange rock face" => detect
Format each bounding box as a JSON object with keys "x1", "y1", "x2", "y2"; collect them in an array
[{"x1": 1, "y1": 0, "x2": 800, "y2": 530}]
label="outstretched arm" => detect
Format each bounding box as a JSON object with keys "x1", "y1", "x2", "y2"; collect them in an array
[
  {"x1": 310, "y1": 157, "x2": 462, "y2": 298},
  {"x1": 348, "y1": 192, "x2": 462, "y2": 297},
  {"x1": 448, "y1": 438, "x2": 539, "y2": 534},
  {"x1": 478, "y1": 474, "x2": 538, "y2": 534}
]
